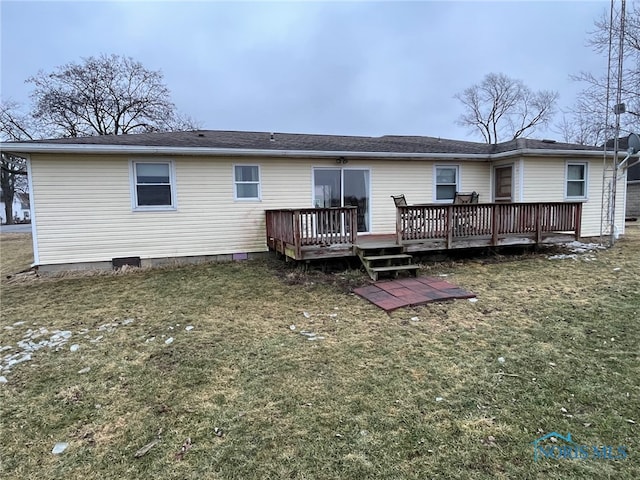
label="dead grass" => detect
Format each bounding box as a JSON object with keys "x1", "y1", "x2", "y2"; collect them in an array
[
  {"x1": 0, "y1": 233, "x2": 33, "y2": 278},
  {"x1": 1, "y1": 227, "x2": 639, "y2": 479}
]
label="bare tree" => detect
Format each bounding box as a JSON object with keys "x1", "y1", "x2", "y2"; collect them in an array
[
  {"x1": 0, "y1": 101, "x2": 31, "y2": 224},
  {"x1": 454, "y1": 73, "x2": 558, "y2": 144},
  {"x1": 27, "y1": 54, "x2": 199, "y2": 137},
  {"x1": 2, "y1": 55, "x2": 200, "y2": 223},
  {"x1": 560, "y1": 2, "x2": 640, "y2": 145}
]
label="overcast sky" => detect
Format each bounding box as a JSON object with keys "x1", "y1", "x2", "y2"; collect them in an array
[{"x1": 1, "y1": 0, "x2": 610, "y2": 141}]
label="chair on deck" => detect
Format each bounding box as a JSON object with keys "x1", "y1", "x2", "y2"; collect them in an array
[
  {"x1": 453, "y1": 191, "x2": 479, "y2": 204},
  {"x1": 453, "y1": 192, "x2": 479, "y2": 235},
  {"x1": 391, "y1": 194, "x2": 408, "y2": 207},
  {"x1": 392, "y1": 194, "x2": 423, "y2": 233}
]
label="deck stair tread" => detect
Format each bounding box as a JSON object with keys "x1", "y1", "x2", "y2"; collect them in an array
[
  {"x1": 371, "y1": 264, "x2": 420, "y2": 272},
  {"x1": 362, "y1": 254, "x2": 412, "y2": 261},
  {"x1": 356, "y1": 245, "x2": 420, "y2": 281}
]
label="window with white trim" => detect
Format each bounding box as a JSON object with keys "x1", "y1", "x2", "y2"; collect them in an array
[
  {"x1": 132, "y1": 161, "x2": 175, "y2": 208},
  {"x1": 234, "y1": 165, "x2": 261, "y2": 200},
  {"x1": 435, "y1": 165, "x2": 459, "y2": 201},
  {"x1": 566, "y1": 162, "x2": 587, "y2": 198}
]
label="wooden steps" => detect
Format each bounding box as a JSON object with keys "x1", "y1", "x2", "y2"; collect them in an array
[{"x1": 356, "y1": 245, "x2": 420, "y2": 281}]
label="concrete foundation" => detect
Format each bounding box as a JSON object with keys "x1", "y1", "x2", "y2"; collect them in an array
[{"x1": 36, "y1": 251, "x2": 272, "y2": 274}]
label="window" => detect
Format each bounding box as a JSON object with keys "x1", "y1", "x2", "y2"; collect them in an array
[
  {"x1": 132, "y1": 161, "x2": 175, "y2": 209},
  {"x1": 234, "y1": 165, "x2": 261, "y2": 200},
  {"x1": 566, "y1": 162, "x2": 587, "y2": 198},
  {"x1": 434, "y1": 166, "x2": 459, "y2": 201}
]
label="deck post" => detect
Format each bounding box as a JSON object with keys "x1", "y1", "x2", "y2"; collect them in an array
[
  {"x1": 491, "y1": 205, "x2": 499, "y2": 246},
  {"x1": 396, "y1": 207, "x2": 403, "y2": 246},
  {"x1": 349, "y1": 208, "x2": 357, "y2": 245},
  {"x1": 446, "y1": 206, "x2": 453, "y2": 249},
  {"x1": 293, "y1": 210, "x2": 302, "y2": 259},
  {"x1": 535, "y1": 204, "x2": 542, "y2": 244},
  {"x1": 574, "y1": 203, "x2": 582, "y2": 240}
]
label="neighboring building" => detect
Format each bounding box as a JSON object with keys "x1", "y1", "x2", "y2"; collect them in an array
[
  {"x1": 0, "y1": 130, "x2": 627, "y2": 271},
  {"x1": 0, "y1": 190, "x2": 30, "y2": 224}
]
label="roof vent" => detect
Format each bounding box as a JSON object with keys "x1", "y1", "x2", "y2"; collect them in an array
[
  {"x1": 541, "y1": 139, "x2": 556, "y2": 143},
  {"x1": 270, "y1": 133, "x2": 275, "y2": 142}
]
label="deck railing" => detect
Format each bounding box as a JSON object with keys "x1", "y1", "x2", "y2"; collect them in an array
[
  {"x1": 396, "y1": 202, "x2": 582, "y2": 247},
  {"x1": 266, "y1": 207, "x2": 358, "y2": 259}
]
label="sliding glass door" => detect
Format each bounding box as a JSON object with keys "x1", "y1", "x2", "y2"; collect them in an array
[{"x1": 313, "y1": 168, "x2": 370, "y2": 233}]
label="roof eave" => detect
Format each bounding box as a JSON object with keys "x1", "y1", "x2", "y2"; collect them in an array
[{"x1": 0, "y1": 142, "x2": 610, "y2": 160}]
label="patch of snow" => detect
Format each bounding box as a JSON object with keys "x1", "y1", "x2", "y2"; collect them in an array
[
  {"x1": 78, "y1": 367, "x2": 91, "y2": 374},
  {"x1": 468, "y1": 298, "x2": 478, "y2": 303},
  {"x1": 498, "y1": 357, "x2": 505, "y2": 364},
  {"x1": 549, "y1": 241, "x2": 607, "y2": 261},
  {"x1": 51, "y1": 442, "x2": 69, "y2": 454},
  {"x1": 97, "y1": 322, "x2": 119, "y2": 332},
  {"x1": 164, "y1": 337, "x2": 174, "y2": 345},
  {"x1": 563, "y1": 241, "x2": 606, "y2": 253},
  {"x1": 410, "y1": 316, "x2": 420, "y2": 321},
  {"x1": 0, "y1": 376, "x2": 7, "y2": 383},
  {"x1": 613, "y1": 267, "x2": 621, "y2": 271},
  {"x1": 548, "y1": 254, "x2": 578, "y2": 260},
  {"x1": 3, "y1": 319, "x2": 138, "y2": 377},
  {"x1": 435, "y1": 397, "x2": 444, "y2": 402},
  {"x1": 185, "y1": 325, "x2": 194, "y2": 331},
  {"x1": 300, "y1": 331, "x2": 324, "y2": 341},
  {"x1": 145, "y1": 337, "x2": 156, "y2": 343},
  {"x1": 303, "y1": 311, "x2": 311, "y2": 318}
]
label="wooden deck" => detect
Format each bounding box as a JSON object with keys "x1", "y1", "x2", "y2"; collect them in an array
[{"x1": 265, "y1": 202, "x2": 583, "y2": 260}]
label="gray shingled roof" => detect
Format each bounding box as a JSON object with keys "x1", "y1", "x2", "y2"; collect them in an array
[{"x1": 20, "y1": 130, "x2": 598, "y2": 154}]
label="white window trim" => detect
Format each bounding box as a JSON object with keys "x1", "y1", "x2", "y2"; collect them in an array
[
  {"x1": 233, "y1": 164, "x2": 262, "y2": 201},
  {"x1": 25, "y1": 155, "x2": 39, "y2": 266},
  {"x1": 129, "y1": 160, "x2": 177, "y2": 211},
  {"x1": 565, "y1": 161, "x2": 589, "y2": 200},
  {"x1": 433, "y1": 164, "x2": 460, "y2": 203}
]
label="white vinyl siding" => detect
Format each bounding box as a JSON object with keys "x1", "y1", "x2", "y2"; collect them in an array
[
  {"x1": 29, "y1": 156, "x2": 494, "y2": 266},
  {"x1": 29, "y1": 153, "x2": 622, "y2": 266},
  {"x1": 29, "y1": 155, "x2": 311, "y2": 266},
  {"x1": 234, "y1": 165, "x2": 261, "y2": 200},
  {"x1": 521, "y1": 157, "x2": 625, "y2": 237},
  {"x1": 370, "y1": 161, "x2": 489, "y2": 233}
]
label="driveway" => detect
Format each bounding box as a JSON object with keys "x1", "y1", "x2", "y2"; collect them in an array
[{"x1": 0, "y1": 224, "x2": 32, "y2": 234}]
